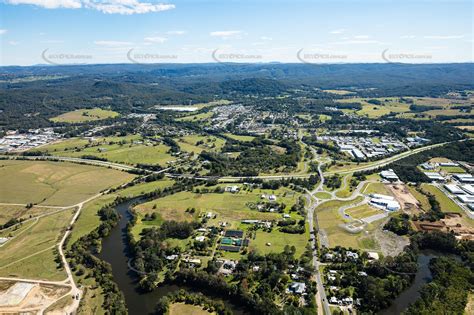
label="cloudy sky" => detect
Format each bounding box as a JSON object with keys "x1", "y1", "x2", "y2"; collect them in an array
[{"x1": 0, "y1": 0, "x2": 472, "y2": 65}]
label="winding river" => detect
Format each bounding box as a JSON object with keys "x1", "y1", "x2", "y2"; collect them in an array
[
  {"x1": 97, "y1": 198, "x2": 245, "y2": 315},
  {"x1": 379, "y1": 252, "x2": 435, "y2": 315}
]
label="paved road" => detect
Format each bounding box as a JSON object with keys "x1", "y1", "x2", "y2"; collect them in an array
[
  {"x1": 2, "y1": 140, "x2": 452, "y2": 183},
  {"x1": 307, "y1": 194, "x2": 331, "y2": 315},
  {"x1": 302, "y1": 143, "x2": 331, "y2": 315}
]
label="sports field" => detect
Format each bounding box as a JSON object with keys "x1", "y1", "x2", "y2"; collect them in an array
[
  {"x1": 316, "y1": 197, "x2": 383, "y2": 250},
  {"x1": 50, "y1": 108, "x2": 119, "y2": 123},
  {"x1": 345, "y1": 204, "x2": 381, "y2": 220},
  {"x1": 0, "y1": 160, "x2": 134, "y2": 206}
]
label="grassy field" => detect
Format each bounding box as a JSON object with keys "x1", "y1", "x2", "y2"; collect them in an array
[
  {"x1": 346, "y1": 204, "x2": 381, "y2": 220},
  {"x1": 133, "y1": 185, "x2": 308, "y2": 251},
  {"x1": 0, "y1": 160, "x2": 135, "y2": 206},
  {"x1": 50, "y1": 108, "x2": 119, "y2": 123},
  {"x1": 176, "y1": 135, "x2": 226, "y2": 154},
  {"x1": 340, "y1": 97, "x2": 410, "y2": 118},
  {"x1": 319, "y1": 114, "x2": 332, "y2": 122},
  {"x1": 249, "y1": 228, "x2": 309, "y2": 257},
  {"x1": 0, "y1": 205, "x2": 57, "y2": 225},
  {"x1": 169, "y1": 303, "x2": 214, "y2": 315},
  {"x1": 439, "y1": 166, "x2": 466, "y2": 174},
  {"x1": 224, "y1": 133, "x2": 255, "y2": 142},
  {"x1": 334, "y1": 175, "x2": 353, "y2": 198},
  {"x1": 0, "y1": 246, "x2": 66, "y2": 281},
  {"x1": 44, "y1": 294, "x2": 74, "y2": 314},
  {"x1": 363, "y1": 182, "x2": 393, "y2": 196},
  {"x1": 315, "y1": 192, "x2": 332, "y2": 199},
  {"x1": 68, "y1": 179, "x2": 175, "y2": 248},
  {"x1": 67, "y1": 194, "x2": 117, "y2": 249},
  {"x1": 323, "y1": 89, "x2": 355, "y2": 95},
  {"x1": 176, "y1": 111, "x2": 214, "y2": 122},
  {"x1": 0, "y1": 209, "x2": 73, "y2": 280},
  {"x1": 316, "y1": 197, "x2": 382, "y2": 250},
  {"x1": 420, "y1": 184, "x2": 464, "y2": 213},
  {"x1": 37, "y1": 135, "x2": 175, "y2": 166},
  {"x1": 407, "y1": 186, "x2": 431, "y2": 211}
]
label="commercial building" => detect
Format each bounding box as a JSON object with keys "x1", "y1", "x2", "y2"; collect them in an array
[
  {"x1": 457, "y1": 195, "x2": 474, "y2": 204},
  {"x1": 424, "y1": 172, "x2": 445, "y2": 182},
  {"x1": 454, "y1": 174, "x2": 474, "y2": 184},
  {"x1": 444, "y1": 184, "x2": 465, "y2": 194},
  {"x1": 369, "y1": 194, "x2": 400, "y2": 211},
  {"x1": 380, "y1": 169, "x2": 399, "y2": 181},
  {"x1": 461, "y1": 184, "x2": 474, "y2": 195}
]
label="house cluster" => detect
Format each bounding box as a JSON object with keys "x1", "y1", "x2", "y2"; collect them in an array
[
  {"x1": 261, "y1": 193, "x2": 277, "y2": 201},
  {"x1": 322, "y1": 248, "x2": 379, "y2": 310},
  {"x1": 0, "y1": 129, "x2": 61, "y2": 152},
  {"x1": 369, "y1": 194, "x2": 401, "y2": 211},
  {"x1": 241, "y1": 219, "x2": 273, "y2": 229},
  {"x1": 217, "y1": 259, "x2": 238, "y2": 276},
  {"x1": 322, "y1": 249, "x2": 362, "y2": 263},
  {"x1": 316, "y1": 135, "x2": 408, "y2": 160},
  {"x1": 208, "y1": 104, "x2": 251, "y2": 130},
  {"x1": 325, "y1": 270, "x2": 361, "y2": 308},
  {"x1": 225, "y1": 185, "x2": 240, "y2": 193}
]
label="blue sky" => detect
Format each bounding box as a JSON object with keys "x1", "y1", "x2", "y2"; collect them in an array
[{"x1": 0, "y1": 0, "x2": 472, "y2": 65}]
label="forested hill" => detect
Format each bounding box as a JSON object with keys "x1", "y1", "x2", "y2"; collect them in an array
[{"x1": 1, "y1": 63, "x2": 473, "y2": 93}]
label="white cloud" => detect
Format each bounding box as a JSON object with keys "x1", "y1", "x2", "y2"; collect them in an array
[
  {"x1": 424, "y1": 35, "x2": 465, "y2": 40},
  {"x1": 167, "y1": 30, "x2": 186, "y2": 35},
  {"x1": 4, "y1": 0, "x2": 175, "y2": 14},
  {"x1": 0, "y1": 29, "x2": 7, "y2": 35},
  {"x1": 330, "y1": 29, "x2": 345, "y2": 34},
  {"x1": 210, "y1": 30, "x2": 242, "y2": 38},
  {"x1": 400, "y1": 35, "x2": 416, "y2": 39},
  {"x1": 8, "y1": 41, "x2": 19, "y2": 45},
  {"x1": 94, "y1": 40, "x2": 133, "y2": 47},
  {"x1": 144, "y1": 36, "x2": 167, "y2": 43},
  {"x1": 6, "y1": 0, "x2": 81, "y2": 9},
  {"x1": 354, "y1": 35, "x2": 370, "y2": 39},
  {"x1": 260, "y1": 36, "x2": 272, "y2": 41}
]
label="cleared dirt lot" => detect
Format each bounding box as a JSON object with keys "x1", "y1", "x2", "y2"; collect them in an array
[
  {"x1": 386, "y1": 184, "x2": 421, "y2": 214},
  {"x1": 0, "y1": 280, "x2": 71, "y2": 314}
]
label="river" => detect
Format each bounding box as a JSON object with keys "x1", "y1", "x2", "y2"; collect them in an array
[
  {"x1": 380, "y1": 250, "x2": 460, "y2": 315},
  {"x1": 97, "y1": 198, "x2": 245, "y2": 315}
]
